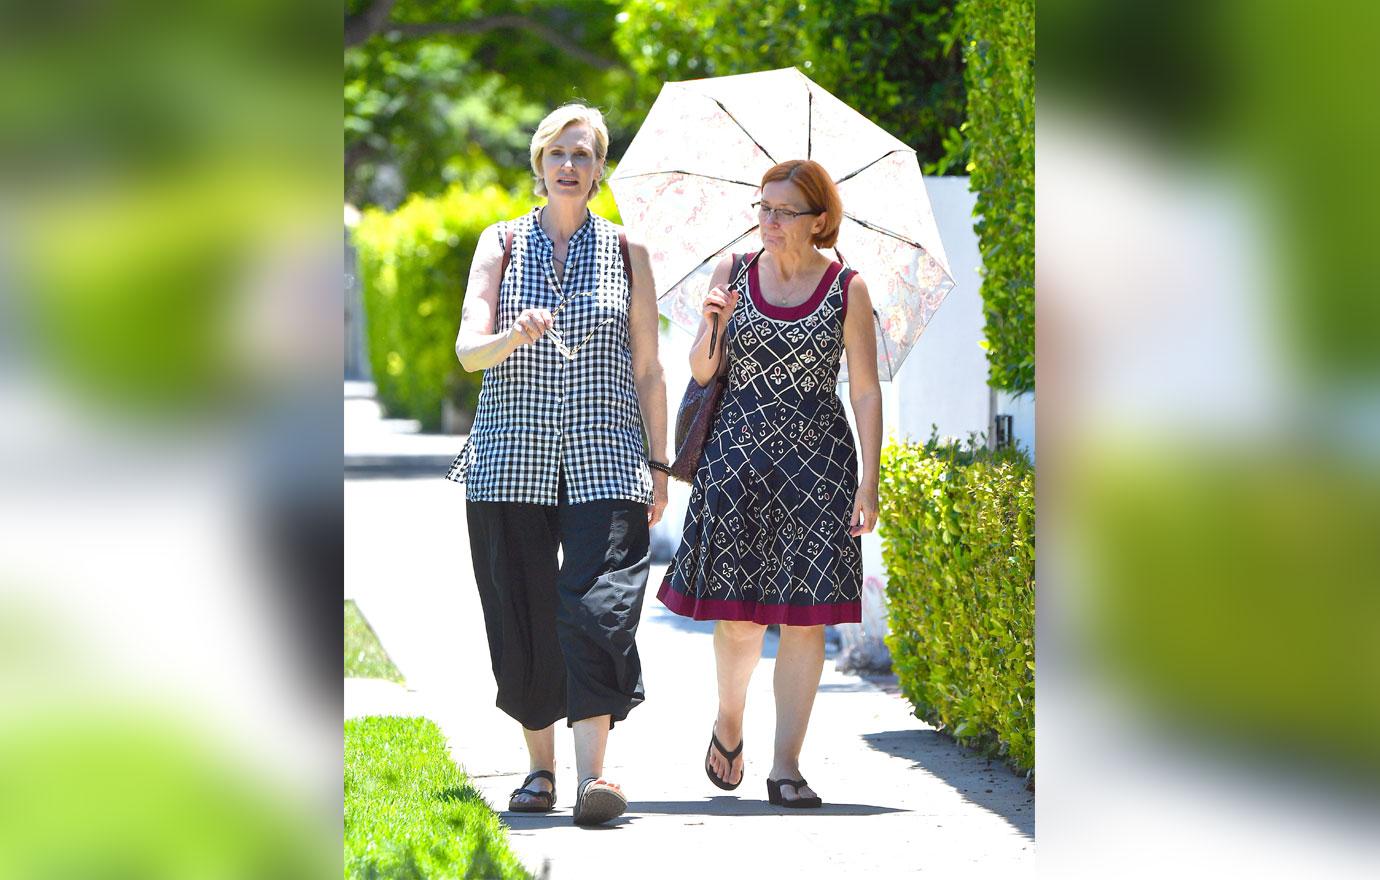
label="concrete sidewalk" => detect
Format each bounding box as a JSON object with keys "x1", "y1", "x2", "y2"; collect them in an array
[{"x1": 344, "y1": 387, "x2": 1033, "y2": 878}]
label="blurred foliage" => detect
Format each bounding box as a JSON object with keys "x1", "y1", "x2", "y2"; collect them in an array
[
  {"x1": 345, "y1": 0, "x2": 638, "y2": 206},
  {"x1": 612, "y1": 0, "x2": 969, "y2": 174},
  {"x1": 1079, "y1": 446, "x2": 1380, "y2": 776},
  {"x1": 0, "y1": 714, "x2": 328, "y2": 879},
  {"x1": 960, "y1": 0, "x2": 1034, "y2": 393},
  {"x1": 345, "y1": 716, "x2": 529, "y2": 880},
  {"x1": 2, "y1": 1, "x2": 335, "y2": 418},
  {"x1": 879, "y1": 431, "x2": 1034, "y2": 771},
  {"x1": 354, "y1": 183, "x2": 622, "y2": 429}
]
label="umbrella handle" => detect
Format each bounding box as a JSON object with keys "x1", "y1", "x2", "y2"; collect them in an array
[{"x1": 708, "y1": 314, "x2": 719, "y2": 359}]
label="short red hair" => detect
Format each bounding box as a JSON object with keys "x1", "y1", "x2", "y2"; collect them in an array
[{"x1": 759, "y1": 159, "x2": 843, "y2": 249}]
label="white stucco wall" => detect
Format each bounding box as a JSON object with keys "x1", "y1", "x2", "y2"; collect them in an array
[{"x1": 894, "y1": 175, "x2": 992, "y2": 445}]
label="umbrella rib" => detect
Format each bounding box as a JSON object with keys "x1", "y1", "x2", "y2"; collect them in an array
[
  {"x1": 660, "y1": 226, "x2": 762, "y2": 297},
  {"x1": 709, "y1": 98, "x2": 777, "y2": 165},
  {"x1": 834, "y1": 149, "x2": 911, "y2": 186},
  {"x1": 608, "y1": 170, "x2": 760, "y2": 188},
  {"x1": 807, "y1": 89, "x2": 813, "y2": 160},
  {"x1": 842, "y1": 213, "x2": 925, "y2": 248}
]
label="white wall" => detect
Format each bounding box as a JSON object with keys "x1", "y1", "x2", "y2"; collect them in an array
[{"x1": 895, "y1": 176, "x2": 992, "y2": 445}]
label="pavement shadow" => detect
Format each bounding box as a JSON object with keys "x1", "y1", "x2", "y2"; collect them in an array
[
  {"x1": 500, "y1": 812, "x2": 639, "y2": 830},
  {"x1": 498, "y1": 796, "x2": 905, "y2": 827},
  {"x1": 630, "y1": 796, "x2": 906, "y2": 817},
  {"x1": 861, "y1": 729, "x2": 1034, "y2": 839}
]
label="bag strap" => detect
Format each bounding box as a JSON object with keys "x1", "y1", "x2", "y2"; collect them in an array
[
  {"x1": 619, "y1": 231, "x2": 632, "y2": 282},
  {"x1": 711, "y1": 253, "x2": 751, "y2": 376},
  {"x1": 500, "y1": 224, "x2": 514, "y2": 280}
]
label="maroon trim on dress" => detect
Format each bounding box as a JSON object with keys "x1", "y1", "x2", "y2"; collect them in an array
[
  {"x1": 657, "y1": 576, "x2": 862, "y2": 626},
  {"x1": 749, "y1": 259, "x2": 844, "y2": 320}
]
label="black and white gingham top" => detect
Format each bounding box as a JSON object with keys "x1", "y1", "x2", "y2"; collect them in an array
[{"x1": 446, "y1": 207, "x2": 653, "y2": 506}]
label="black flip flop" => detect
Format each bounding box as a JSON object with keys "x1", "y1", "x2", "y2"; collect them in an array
[
  {"x1": 766, "y1": 777, "x2": 823, "y2": 809},
  {"x1": 508, "y1": 770, "x2": 556, "y2": 813},
  {"x1": 705, "y1": 728, "x2": 744, "y2": 791}
]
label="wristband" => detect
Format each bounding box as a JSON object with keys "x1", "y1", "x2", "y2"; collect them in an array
[{"x1": 647, "y1": 460, "x2": 672, "y2": 476}]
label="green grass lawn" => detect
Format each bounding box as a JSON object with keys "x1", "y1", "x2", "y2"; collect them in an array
[
  {"x1": 345, "y1": 716, "x2": 530, "y2": 880},
  {"x1": 345, "y1": 599, "x2": 404, "y2": 682}
]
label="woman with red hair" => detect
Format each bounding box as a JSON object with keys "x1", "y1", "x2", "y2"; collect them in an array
[{"x1": 658, "y1": 159, "x2": 882, "y2": 808}]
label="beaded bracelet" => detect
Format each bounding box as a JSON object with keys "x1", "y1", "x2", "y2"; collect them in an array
[{"x1": 647, "y1": 460, "x2": 672, "y2": 475}]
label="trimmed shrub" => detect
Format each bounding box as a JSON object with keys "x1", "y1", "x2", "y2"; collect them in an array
[
  {"x1": 879, "y1": 432, "x2": 1034, "y2": 770},
  {"x1": 353, "y1": 183, "x2": 622, "y2": 430},
  {"x1": 959, "y1": 0, "x2": 1035, "y2": 393}
]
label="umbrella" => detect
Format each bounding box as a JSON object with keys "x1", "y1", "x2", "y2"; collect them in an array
[{"x1": 609, "y1": 67, "x2": 956, "y2": 381}]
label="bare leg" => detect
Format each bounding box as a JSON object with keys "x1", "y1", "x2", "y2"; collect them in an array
[
  {"x1": 770, "y1": 624, "x2": 825, "y2": 801},
  {"x1": 708, "y1": 619, "x2": 766, "y2": 785},
  {"x1": 572, "y1": 714, "x2": 612, "y2": 785},
  {"x1": 511, "y1": 723, "x2": 556, "y2": 808}
]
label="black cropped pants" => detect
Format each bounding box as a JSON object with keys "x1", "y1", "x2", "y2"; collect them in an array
[{"x1": 466, "y1": 492, "x2": 649, "y2": 731}]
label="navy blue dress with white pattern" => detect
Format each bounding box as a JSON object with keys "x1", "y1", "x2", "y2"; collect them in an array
[{"x1": 658, "y1": 253, "x2": 863, "y2": 625}]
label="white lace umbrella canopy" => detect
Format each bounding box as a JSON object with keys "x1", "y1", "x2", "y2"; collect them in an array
[{"x1": 609, "y1": 67, "x2": 956, "y2": 381}]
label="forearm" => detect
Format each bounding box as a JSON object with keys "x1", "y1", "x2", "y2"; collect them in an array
[
  {"x1": 851, "y1": 390, "x2": 883, "y2": 491},
  {"x1": 456, "y1": 328, "x2": 519, "y2": 372},
  {"x1": 689, "y1": 325, "x2": 724, "y2": 386},
  {"x1": 634, "y1": 362, "x2": 669, "y2": 463}
]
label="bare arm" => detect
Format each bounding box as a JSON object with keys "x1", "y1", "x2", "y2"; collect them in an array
[
  {"x1": 689, "y1": 255, "x2": 737, "y2": 386},
  {"x1": 625, "y1": 231, "x2": 669, "y2": 526},
  {"x1": 454, "y1": 223, "x2": 553, "y2": 371},
  {"x1": 842, "y1": 275, "x2": 882, "y2": 536}
]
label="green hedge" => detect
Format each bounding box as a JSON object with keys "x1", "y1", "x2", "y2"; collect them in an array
[
  {"x1": 959, "y1": 0, "x2": 1035, "y2": 393},
  {"x1": 353, "y1": 183, "x2": 622, "y2": 430},
  {"x1": 879, "y1": 433, "x2": 1035, "y2": 770}
]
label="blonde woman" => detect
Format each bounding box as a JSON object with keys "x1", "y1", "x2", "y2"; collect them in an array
[{"x1": 448, "y1": 103, "x2": 669, "y2": 826}]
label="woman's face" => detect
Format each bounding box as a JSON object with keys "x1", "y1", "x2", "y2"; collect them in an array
[
  {"x1": 542, "y1": 123, "x2": 602, "y2": 203},
  {"x1": 757, "y1": 180, "x2": 826, "y2": 254}
]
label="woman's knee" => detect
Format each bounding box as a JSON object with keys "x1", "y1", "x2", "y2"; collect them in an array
[
  {"x1": 777, "y1": 623, "x2": 825, "y2": 642},
  {"x1": 717, "y1": 619, "x2": 766, "y2": 641}
]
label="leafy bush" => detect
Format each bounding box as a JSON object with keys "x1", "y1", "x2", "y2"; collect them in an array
[
  {"x1": 353, "y1": 183, "x2": 622, "y2": 430},
  {"x1": 959, "y1": 0, "x2": 1034, "y2": 392},
  {"x1": 879, "y1": 432, "x2": 1034, "y2": 770}
]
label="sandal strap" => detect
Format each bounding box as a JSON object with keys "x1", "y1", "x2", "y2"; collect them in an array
[
  {"x1": 511, "y1": 770, "x2": 556, "y2": 804},
  {"x1": 709, "y1": 729, "x2": 743, "y2": 761},
  {"x1": 521, "y1": 770, "x2": 556, "y2": 788}
]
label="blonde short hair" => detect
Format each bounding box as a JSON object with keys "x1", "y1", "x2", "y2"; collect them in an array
[{"x1": 529, "y1": 103, "x2": 609, "y2": 199}]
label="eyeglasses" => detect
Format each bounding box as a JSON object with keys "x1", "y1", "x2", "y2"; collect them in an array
[
  {"x1": 546, "y1": 290, "x2": 615, "y2": 360},
  {"x1": 753, "y1": 201, "x2": 822, "y2": 223}
]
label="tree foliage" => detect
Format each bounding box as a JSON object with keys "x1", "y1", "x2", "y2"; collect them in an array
[
  {"x1": 345, "y1": 0, "x2": 634, "y2": 206},
  {"x1": 613, "y1": 0, "x2": 968, "y2": 173}
]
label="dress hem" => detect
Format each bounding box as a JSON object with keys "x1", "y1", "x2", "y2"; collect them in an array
[{"x1": 657, "y1": 575, "x2": 861, "y2": 626}]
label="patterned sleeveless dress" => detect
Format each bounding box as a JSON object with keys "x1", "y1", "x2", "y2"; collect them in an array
[{"x1": 658, "y1": 253, "x2": 863, "y2": 625}]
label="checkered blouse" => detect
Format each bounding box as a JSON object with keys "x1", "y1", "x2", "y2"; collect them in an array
[{"x1": 446, "y1": 208, "x2": 653, "y2": 506}]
